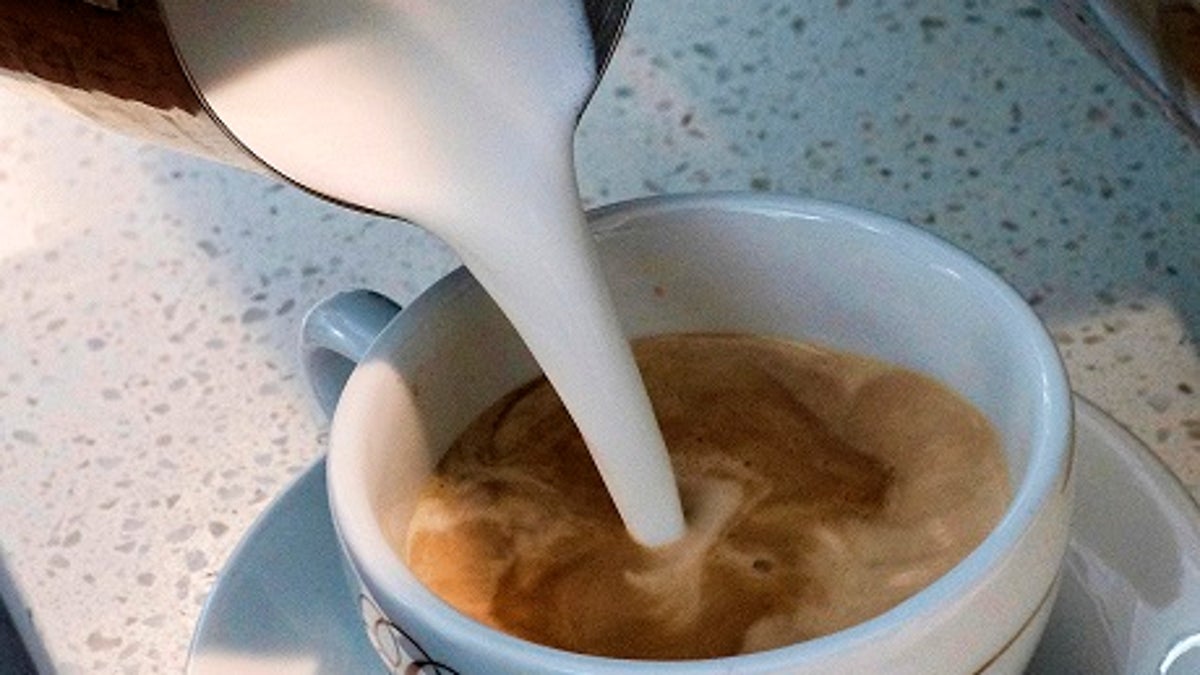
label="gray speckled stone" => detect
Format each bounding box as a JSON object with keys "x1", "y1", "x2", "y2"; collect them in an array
[
  {"x1": 0, "y1": 92, "x2": 459, "y2": 674},
  {"x1": 577, "y1": 0, "x2": 1200, "y2": 484},
  {"x1": 0, "y1": 0, "x2": 1197, "y2": 672}
]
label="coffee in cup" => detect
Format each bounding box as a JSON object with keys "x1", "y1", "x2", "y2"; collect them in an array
[
  {"x1": 312, "y1": 194, "x2": 1073, "y2": 674},
  {"x1": 398, "y1": 332, "x2": 1010, "y2": 659}
]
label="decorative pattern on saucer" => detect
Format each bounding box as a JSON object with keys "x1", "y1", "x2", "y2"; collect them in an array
[{"x1": 359, "y1": 592, "x2": 459, "y2": 675}]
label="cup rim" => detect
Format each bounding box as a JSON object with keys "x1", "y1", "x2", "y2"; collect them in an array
[{"x1": 326, "y1": 192, "x2": 1074, "y2": 670}]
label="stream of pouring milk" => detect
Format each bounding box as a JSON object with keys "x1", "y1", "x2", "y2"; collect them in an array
[{"x1": 170, "y1": 0, "x2": 686, "y2": 545}]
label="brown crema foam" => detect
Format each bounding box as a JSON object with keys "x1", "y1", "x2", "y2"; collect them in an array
[{"x1": 398, "y1": 333, "x2": 1010, "y2": 659}]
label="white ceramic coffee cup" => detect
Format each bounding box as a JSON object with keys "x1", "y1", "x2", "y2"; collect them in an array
[{"x1": 301, "y1": 193, "x2": 1074, "y2": 674}]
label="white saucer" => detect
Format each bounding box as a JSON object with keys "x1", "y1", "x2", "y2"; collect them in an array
[{"x1": 187, "y1": 397, "x2": 1200, "y2": 674}]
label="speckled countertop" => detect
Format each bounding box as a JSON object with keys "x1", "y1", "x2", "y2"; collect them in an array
[{"x1": 0, "y1": 1, "x2": 1196, "y2": 673}]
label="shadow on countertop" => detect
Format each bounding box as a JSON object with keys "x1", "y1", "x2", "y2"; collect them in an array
[{"x1": 0, "y1": 602, "x2": 36, "y2": 675}]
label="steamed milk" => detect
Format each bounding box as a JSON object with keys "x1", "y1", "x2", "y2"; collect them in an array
[{"x1": 183, "y1": 0, "x2": 684, "y2": 544}]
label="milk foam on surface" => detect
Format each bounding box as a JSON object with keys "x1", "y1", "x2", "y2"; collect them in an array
[
  {"x1": 402, "y1": 334, "x2": 1011, "y2": 659},
  {"x1": 172, "y1": 0, "x2": 686, "y2": 544}
]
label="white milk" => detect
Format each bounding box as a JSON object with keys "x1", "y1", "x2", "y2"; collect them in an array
[{"x1": 162, "y1": 0, "x2": 685, "y2": 545}]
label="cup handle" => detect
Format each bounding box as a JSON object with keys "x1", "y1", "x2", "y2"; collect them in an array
[{"x1": 300, "y1": 290, "x2": 402, "y2": 420}]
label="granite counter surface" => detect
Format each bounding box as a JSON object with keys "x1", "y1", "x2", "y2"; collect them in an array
[{"x1": 0, "y1": 0, "x2": 1197, "y2": 672}]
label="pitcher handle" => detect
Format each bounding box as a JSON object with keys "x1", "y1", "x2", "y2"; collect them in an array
[{"x1": 300, "y1": 290, "x2": 402, "y2": 420}]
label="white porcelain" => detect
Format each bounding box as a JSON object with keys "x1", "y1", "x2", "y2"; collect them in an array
[
  {"x1": 186, "y1": 397, "x2": 1200, "y2": 674},
  {"x1": 1027, "y1": 400, "x2": 1200, "y2": 674},
  {"x1": 305, "y1": 193, "x2": 1074, "y2": 673}
]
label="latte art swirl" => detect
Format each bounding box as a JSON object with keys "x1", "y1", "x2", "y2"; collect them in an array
[{"x1": 398, "y1": 333, "x2": 1010, "y2": 659}]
